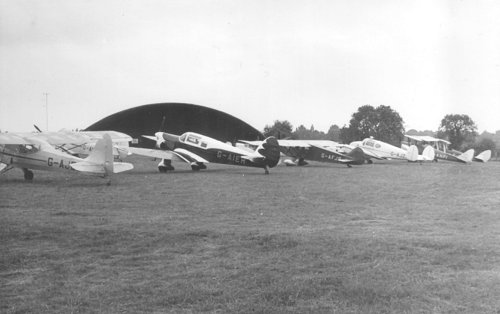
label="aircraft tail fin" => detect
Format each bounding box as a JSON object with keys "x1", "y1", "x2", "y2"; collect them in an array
[
  {"x1": 256, "y1": 136, "x2": 281, "y2": 168},
  {"x1": 457, "y1": 149, "x2": 474, "y2": 163},
  {"x1": 71, "y1": 133, "x2": 134, "y2": 179},
  {"x1": 346, "y1": 147, "x2": 365, "y2": 165},
  {"x1": 474, "y1": 150, "x2": 491, "y2": 162},
  {"x1": 406, "y1": 145, "x2": 418, "y2": 161},
  {"x1": 421, "y1": 145, "x2": 435, "y2": 161}
]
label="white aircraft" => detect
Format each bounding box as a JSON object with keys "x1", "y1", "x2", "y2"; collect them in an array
[
  {"x1": 31, "y1": 129, "x2": 175, "y2": 162},
  {"x1": 0, "y1": 132, "x2": 133, "y2": 184},
  {"x1": 350, "y1": 137, "x2": 435, "y2": 163},
  {"x1": 143, "y1": 131, "x2": 281, "y2": 174}
]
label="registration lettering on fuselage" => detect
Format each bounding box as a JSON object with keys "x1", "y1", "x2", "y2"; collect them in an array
[
  {"x1": 47, "y1": 157, "x2": 75, "y2": 170},
  {"x1": 216, "y1": 151, "x2": 246, "y2": 165},
  {"x1": 320, "y1": 153, "x2": 339, "y2": 161}
]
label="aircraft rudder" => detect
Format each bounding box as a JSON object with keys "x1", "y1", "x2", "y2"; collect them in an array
[
  {"x1": 406, "y1": 145, "x2": 418, "y2": 162},
  {"x1": 474, "y1": 150, "x2": 491, "y2": 162},
  {"x1": 422, "y1": 145, "x2": 435, "y2": 161},
  {"x1": 347, "y1": 147, "x2": 365, "y2": 164},
  {"x1": 458, "y1": 149, "x2": 474, "y2": 163}
]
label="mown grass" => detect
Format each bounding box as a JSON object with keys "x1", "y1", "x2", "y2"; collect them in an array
[{"x1": 1, "y1": 158, "x2": 500, "y2": 313}]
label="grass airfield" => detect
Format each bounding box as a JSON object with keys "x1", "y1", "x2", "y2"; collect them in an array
[{"x1": 1, "y1": 158, "x2": 500, "y2": 313}]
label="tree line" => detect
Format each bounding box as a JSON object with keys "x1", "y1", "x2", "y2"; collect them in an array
[{"x1": 263, "y1": 105, "x2": 497, "y2": 155}]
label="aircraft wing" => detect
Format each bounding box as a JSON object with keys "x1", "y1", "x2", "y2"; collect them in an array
[
  {"x1": 173, "y1": 148, "x2": 209, "y2": 164},
  {"x1": 0, "y1": 133, "x2": 32, "y2": 145},
  {"x1": 20, "y1": 131, "x2": 90, "y2": 145},
  {"x1": 127, "y1": 147, "x2": 175, "y2": 160},
  {"x1": 358, "y1": 148, "x2": 385, "y2": 160},
  {"x1": 307, "y1": 143, "x2": 355, "y2": 163},
  {"x1": 79, "y1": 131, "x2": 133, "y2": 143}
]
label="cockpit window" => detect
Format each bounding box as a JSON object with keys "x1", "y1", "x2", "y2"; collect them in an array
[
  {"x1": 18, "y1": 144, "x2": 40, "y2": 154},
  {"x1": 187, "y1": 135, "x2": 200, "y2": 145},
  {"x1": 365, "y1": 140, "x2": 374, "y2": 147}
]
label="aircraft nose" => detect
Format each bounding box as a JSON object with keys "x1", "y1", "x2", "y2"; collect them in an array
[{"x1": 161, "y1": 133, "x2": 179, "y2": 150}]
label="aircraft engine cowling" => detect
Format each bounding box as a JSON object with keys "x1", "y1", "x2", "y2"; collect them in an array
[{"x1": 156, "y1": 139, "x2": 168, "y2": 150}]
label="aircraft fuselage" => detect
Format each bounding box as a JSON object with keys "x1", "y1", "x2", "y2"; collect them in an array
[{"x1": 0, "y1": 144, "x2": 81, "y2": 173}]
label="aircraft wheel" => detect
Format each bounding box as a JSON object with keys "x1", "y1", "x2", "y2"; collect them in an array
[
  {"x1": 197, "y1": 162, "x2": 207, "y2": 170},
  {"x1": 191, "y1": 165, "x2": 200, "y2": 171},
  {"x1": 158, "y1": 166, "x2": 168, "y2": 173},
  {"x1": 367, "y1": 159, "x2": 373, "y2": 164},
  {"x1": 24, "y1": 170, "x2": 34, "y2": 181}
]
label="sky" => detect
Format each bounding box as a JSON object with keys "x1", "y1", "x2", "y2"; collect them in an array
[{"x1": 1, "y1": 0, "x2": 499, "y2": 134}]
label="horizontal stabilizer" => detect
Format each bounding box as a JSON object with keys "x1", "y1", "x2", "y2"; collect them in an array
[
  {"x1": 457, "y1": 149, "x2": 474, "y2": 163},
  {"x1": 70, "y1": 162, "x2": 106, "y2": 175},
  {"x1": 111, "y1": 162, "x2": 134, "y2": 173},
  {"x1": 474, "y1": 150, "x2": 491, "y2": 162},
  {"x1": 128, "y1": 147, "x2": 174, "y2": 160}
]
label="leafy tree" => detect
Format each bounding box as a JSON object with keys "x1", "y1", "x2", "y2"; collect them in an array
[
  {"x1": 340, "y1": 105, "x2": 405, "y2": 146},
  {"x1": 473, "y1": 138, "x2": 496, "y2": 154},
  {"x1": 437, "y1": 114, "x2": 477, "y2": 150},
  {"x1": 293, "y1": 124, "x2": 326, "y2": 140},
  {"x1": 263, "y1": 120, "x2": 293, "y2": 138},
  {"x1": 325, "y1": 124, "x2": 341, "y2": 142}
]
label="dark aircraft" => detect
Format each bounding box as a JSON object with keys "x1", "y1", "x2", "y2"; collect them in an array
[{"x1": 240, "y1": 139, "x2": 366, "y2": 167}]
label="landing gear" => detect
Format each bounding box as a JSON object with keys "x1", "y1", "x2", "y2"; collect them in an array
[
  {"x1": 158, "y1": 159, "x2": 175, "y2": 173},
  {"x1": 190, "y1": 162, "x2": 206, "y2": 171},
  {"x1": 297, "y1": 158, "x2": 308, "y2": 166},
  {"x1": 346, "y1": 164, "x2": 352, "y2": 168},
  {"x1": 22, "y1": 168, "x2": 34, "y2": 181},
  {"x1": 264, "y1": 165, "x2": 270, "y2": 174},
  {"x1": 367, "y1": 159, "x2": 373, "y2": 164}
]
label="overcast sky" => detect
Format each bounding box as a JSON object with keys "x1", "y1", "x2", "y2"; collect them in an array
[{"x1": 1, "y1": 0, "x2": 499, "y2": 134}]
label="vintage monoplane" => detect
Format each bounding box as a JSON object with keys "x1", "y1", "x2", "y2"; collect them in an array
[
  {"x1": 350, "y1": 137, "x2": 435, "y2": 163},
  {"x1": 30, "y1": 128, "x2": 175, "y2": 162},
  {"x1": 239, "y1": 139, "x2": 365, "y2": 167},
  {"x1": 143, "y1": 131, "x2": 281, "y2": 174},
  {"x1": 0, "y1": 132, "x2": 133, "y2": 183}
]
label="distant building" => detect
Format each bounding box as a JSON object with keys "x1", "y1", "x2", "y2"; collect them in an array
[{"x1": 85, "y1": 103, "x2": 264, "y2": 148}]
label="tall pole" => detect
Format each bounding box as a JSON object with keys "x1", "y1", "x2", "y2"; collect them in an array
[{"x1": 44, "y1": 92, "x2": 49, "y2": 131}]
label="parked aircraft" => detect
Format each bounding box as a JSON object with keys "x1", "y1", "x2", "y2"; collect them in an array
[
  {"x1": 239, "y1": 139, "x2": 365, "y2": 167},
  {"x1": 403, "y1": 135, "x2": 477, "y2": 163},
  {"x1": 143, "y1": 131, "x2": 281, "y2": 174},
  {"x1": 29, "y1": 128, "x2": 175, "y2": 162},
  {"x1": 350, "y1": 138, "x2": 435, "y2": 163},
  {"x1": 0, "y1": 133, "x2": 133, "y2": 183}
]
